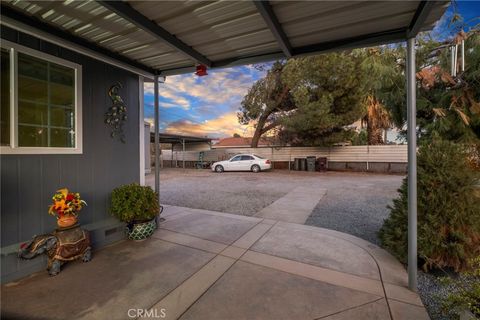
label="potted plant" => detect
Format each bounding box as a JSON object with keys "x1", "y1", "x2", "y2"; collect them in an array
[
  {"x1": 48, "y1": 188, "x2": 87, "y2": 228},
  {"x1": 110, "y1": 183, "x2": 160, "y2": 240}
]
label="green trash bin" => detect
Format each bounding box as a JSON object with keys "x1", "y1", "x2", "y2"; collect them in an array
[
  {"x1": 307, "y1": 156, "x2": 316, "y2": 172},
  {"x1": 294, "y1": 158, "x2": 301, "y2": 171},
  {"x1": 299, "y1": 158, "x2": 307, "y2": 171}
]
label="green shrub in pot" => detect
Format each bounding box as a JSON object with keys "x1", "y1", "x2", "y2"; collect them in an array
[{"x1": 110, "y1": 183, "x2": 160, "y2": 240}]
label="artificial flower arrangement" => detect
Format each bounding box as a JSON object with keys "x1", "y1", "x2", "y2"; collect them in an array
[{"x1": 48, "y1": 188, "x2": 87, "y2": 227}]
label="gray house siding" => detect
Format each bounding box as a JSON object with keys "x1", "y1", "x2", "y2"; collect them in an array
[{"x1": 1, "y1": 26, "x2": 140, "y2": 282}]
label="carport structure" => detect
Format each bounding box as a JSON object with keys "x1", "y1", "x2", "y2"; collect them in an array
[
  {"x1": 1, "y1": 0, "x2": 448, "y2": 297},
  {"x1": 149, "y1": 132, "x2": 212, "y2": 171}
]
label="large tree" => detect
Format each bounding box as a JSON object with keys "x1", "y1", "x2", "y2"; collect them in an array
[
  {"x1": 279, "y1": 53, "x2": 367, "y2": 145},
  {"x1": 372, "y1": 30, "x2": 480, "y2": 144},
  {"x1": 237, "y1": 62, "x2": 294, "y2": 147},
  {"x1": 238, "y1": 52, "x2": 368, "y2": 147},
  {"x1": 418, "y1": 30, "x2": 480, "y2": 143},
  {"x1": 358, "y1": 48, "x2": 400, "y2": 145},
  {"x1": 379, "y1": 21, "x2": 480, "y2": 275}
]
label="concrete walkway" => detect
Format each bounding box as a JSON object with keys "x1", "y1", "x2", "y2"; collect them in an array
[
  {"x1": 255, "y1": 186, "x2": 327, "y2": 224},
  {"x1": 1, "y1": 206, "x2": 429, "y2": 320}
]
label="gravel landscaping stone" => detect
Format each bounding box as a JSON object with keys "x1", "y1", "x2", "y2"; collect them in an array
[
  {"x1": 418, "y1": 270, "x2": 479, "y2": 320},
  {"x1": 418, "y1": 271, "x2": 451, "y2": 320}
]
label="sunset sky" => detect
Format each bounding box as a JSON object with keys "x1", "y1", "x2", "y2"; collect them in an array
[
  {"x1": 144, "y1": 1, "x2": 479, "y2": 139},
  {"x1": 144, "y1": 65, "x2": 266, "y2": 138}
]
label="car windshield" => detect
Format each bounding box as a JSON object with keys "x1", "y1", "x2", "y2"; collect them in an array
[{"x1": 253, "y1": 154, "x2": 264, "y2": 159}]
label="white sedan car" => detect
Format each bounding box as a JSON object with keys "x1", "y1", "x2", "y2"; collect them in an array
[{"x1": 211, "y1": 154, "x2": 272, "y2": 173}]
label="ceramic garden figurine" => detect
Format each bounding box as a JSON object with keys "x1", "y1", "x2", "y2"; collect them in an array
[
  {"x1": 18, "y1": 188, "x2": 91, "y2": 276},
  {"x1": 18, "y1": 226, "x2": 91, "y2": 276}
]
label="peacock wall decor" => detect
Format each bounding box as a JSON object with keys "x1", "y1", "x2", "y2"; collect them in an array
[{"x1": 105, "y1": 82, "x2": 128, "y2": 143}]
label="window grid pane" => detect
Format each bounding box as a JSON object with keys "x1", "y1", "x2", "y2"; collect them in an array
[{"x1": 17, "y1": 52, "x2": 75, "y2": 148}]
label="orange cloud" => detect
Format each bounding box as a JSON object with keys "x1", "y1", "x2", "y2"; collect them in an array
[{"x1": 163, "y1": 112, "x2": 254, "y2": 138}]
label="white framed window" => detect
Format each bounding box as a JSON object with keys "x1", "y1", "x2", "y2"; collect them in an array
[{"x1": 1, "y1": 40, "x2": 82, "y2": 154}]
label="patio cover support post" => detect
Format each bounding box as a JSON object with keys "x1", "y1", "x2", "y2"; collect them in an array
[
  {"x1": 407, "y1": 37, "x2": 417, "y2": 291},
  {"x1": 154, "y1": 75, "x2": 160, "y2": 208}
]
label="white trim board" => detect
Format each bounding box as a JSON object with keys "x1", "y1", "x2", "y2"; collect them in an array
[
  {"x1": 0, "y1": 40, "x2": 83, "y2": 155},
  {"x1": 139, "y1": 75, "x2": 145, "y2": 186}
]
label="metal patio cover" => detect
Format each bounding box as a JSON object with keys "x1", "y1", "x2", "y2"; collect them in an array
[{"x1": 1, "y1": 0, "x2": 448, "y2": 77}]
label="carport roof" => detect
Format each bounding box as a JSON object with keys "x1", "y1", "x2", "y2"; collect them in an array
[
  {"x1": 0, "y1": 1, "x2": 449, "y2": 77},
  {"x1": 150, "y1": 132, "x2": 212, "y2": 144}
]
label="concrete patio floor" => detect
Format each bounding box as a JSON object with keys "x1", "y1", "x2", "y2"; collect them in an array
[{"x1": 1, "y1": 205, "x2": 429, "y2": 320}]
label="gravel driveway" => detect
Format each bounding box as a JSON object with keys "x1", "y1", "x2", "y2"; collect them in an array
[
  {"x1": 305, "y1": 174, "x2": 403, "y2": 245},
  {"x1": 149, "y1": 169, "x2": 403, "y2": 246}
]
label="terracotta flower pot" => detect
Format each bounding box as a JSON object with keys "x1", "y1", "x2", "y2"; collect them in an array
[{"x1": 57, "y1": 215, "x2": 78, "y2": 228}]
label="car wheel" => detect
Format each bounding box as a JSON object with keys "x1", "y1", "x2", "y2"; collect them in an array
[
  {"x1": 251, "y1": 165, "x2": 261, "y2": 173},
  {"x1": 215, "y1": 165, "x2": 224, "y2": 173}
]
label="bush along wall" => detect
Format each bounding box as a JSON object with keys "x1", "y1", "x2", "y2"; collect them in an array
[{"x1": 378, "y1": 139, "x2": 480, "y2": 272}]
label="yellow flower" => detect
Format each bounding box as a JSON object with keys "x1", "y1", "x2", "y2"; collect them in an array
[
  {"x1": 57, "y1": 188, "x2": 69, "y2": 198},
  {"x1": 48, "y1": 188, "x2": 85, "y2": 217},
  {"x1": 56, "y1": 199, "x2": 69, "y2": 211}
]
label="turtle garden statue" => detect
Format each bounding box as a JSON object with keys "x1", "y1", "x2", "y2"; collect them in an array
[{"x1": 18, "y1": 226, "x2": 91, "y2": 276}]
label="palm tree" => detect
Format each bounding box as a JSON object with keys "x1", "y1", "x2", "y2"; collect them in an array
[{"x1": 362, "y1": 95, "x2": 391, "y2": 145}]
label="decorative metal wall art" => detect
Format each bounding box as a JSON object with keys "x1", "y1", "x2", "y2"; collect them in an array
[{"x1": 105, "y1": 82, "x2": 128, "y2": 143}]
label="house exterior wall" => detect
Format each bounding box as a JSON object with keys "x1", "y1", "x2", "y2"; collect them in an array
[{"x1": 0, "y1": 26, "x2": 141, "y2": 283}]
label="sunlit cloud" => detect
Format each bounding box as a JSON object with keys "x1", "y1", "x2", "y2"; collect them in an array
[
  {"x1": 163, "y1": 112, "x2": 255, "y2": 139},
  {"x1": 144, "y1": 65, "x2": 268, "y2": 138},
  {"x1": 144, "y1": 69, "x2": 257, "y2": 109}
]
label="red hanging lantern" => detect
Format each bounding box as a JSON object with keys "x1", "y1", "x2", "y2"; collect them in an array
[{"x1": 195, "y1": 64, "x2": 208, "y2": 77}]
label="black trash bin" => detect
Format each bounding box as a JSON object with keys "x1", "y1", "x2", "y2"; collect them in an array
[{"x1": 306, "y1": 156, "x2": 316, "y2": 172}]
